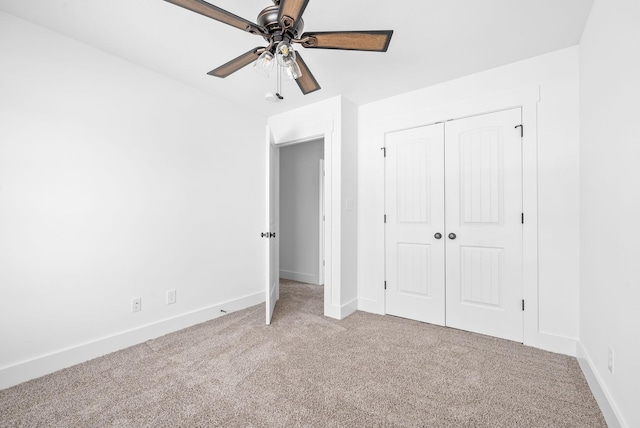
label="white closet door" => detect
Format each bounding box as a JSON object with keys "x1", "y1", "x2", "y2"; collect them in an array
[
  {"x1": 444, "y1": 108, "x2": 523, "y2": 341},
  {"x1": 385, "y1": 124, "x2": 446, "y2": 325}
]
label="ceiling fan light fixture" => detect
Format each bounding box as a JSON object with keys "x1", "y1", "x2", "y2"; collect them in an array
[{"x1": 253, "y1": 51, "x2": 275, "y2": 77}]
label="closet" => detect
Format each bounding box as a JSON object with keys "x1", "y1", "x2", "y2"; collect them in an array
[{"x1": 384, "y1": 108, "x2": 524, "y2": 342}]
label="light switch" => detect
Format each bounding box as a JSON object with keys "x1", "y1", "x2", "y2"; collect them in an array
[{"x1": 345, "y1": 198, "x2": 354, "y2": 211}]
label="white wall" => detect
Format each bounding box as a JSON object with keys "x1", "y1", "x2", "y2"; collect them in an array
[
  {"x1": 279, "y1": 139, "x2": 323, "y2": 284},
  {"x1": 0, "y1": 12, "x2": 265, "y2": 388},
  {"x1": 579, "y1": 0, "x2": 640, "y2": 426},
  {"x1": 358, "y1": 47, "x2": 581, "y2": 354}
]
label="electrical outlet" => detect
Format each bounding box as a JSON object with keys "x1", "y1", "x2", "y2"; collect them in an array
[
  {"x1": 132, "y1": 298, "x2": 141, "y2": 313},
  {"x1": 608, "y1": 346, "x2": 614, "y2": 374},
  {"x1": 166, "y1": 289, "x2": 176, "y2": 305}
]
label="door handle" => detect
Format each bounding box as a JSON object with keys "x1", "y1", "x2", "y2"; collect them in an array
[
  {"x1": 270, "y1": 232, "x2": 276, "y2": 238},
  {"x1": 434, "y1": 233, "x2": 442, "y2": 240},
  {"x1": 448, "y1": 233, "x2": 457, "y2": 240}
]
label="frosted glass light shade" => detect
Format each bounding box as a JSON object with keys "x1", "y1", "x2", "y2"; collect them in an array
[
  {"x1": 276, "y1": 41, "x2": 296, "y2": 66},
  {"x1": 284, "y1": 59, "x2": 302, "y2": 80},
  {"x1": 253, "y1": 51, "x2": 275, "y2": 77},
  {"x1": 275, "y1": 41, "x2": 301, "y2": 80}
]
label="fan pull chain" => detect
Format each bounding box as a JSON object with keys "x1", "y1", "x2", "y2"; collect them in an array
[{"x1": 276, "y1": 60, "x2": 283, "y2": 100}]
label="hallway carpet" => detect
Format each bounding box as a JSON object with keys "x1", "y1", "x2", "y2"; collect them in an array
[{"x1": 0, "y1": 280, "x2": 606, "y2": 427}]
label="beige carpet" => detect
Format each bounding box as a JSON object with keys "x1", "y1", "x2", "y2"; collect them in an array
[{"x1": 0, "y1": 280, "x2": 606, "y2": 427}]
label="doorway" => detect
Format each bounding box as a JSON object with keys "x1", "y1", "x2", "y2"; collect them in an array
[
  {"x1": 266, "y1": 118, "x2": 337, "y2": 325},
  {"x1": 279, "y1": 139, "x2": 325, "y2": 286},
  {"x1": 384, "y1": 108, "x2": 524, "y2": 342}
]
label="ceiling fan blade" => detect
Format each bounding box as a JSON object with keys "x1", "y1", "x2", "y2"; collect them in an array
[
  {"x1": 300, "y1": 30, "x2": 394, "y2": 52},
  {"x1": 208, "y1": 47, "x2": 263, "y2": 78},
  {"x1": 164, "y1": 0, "x2": 266, "y2": 35},
  {"x1": 294, "y1": 52, "x2": 321, "y2": 95},
  {"x1": 278, "y1": 0, "x2": 310, "y2": 30}
]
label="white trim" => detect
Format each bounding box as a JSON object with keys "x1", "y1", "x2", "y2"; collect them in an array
[
  {"x1": 0, "y1": 292, "x2": 264, "y2": 390},
  {"x1": 318, "y1": 158, "x2": 325, "y2": 286},
  {"x1": 357, "y1": 297, "x2": 383, "y2": 314},
  {"x1": 528, "y1": 334, "x2": 577, "y2": 356},
  {"x1": 325, "y1": 298, "x2": 358, "y2": 320},
  {"x1": 324, "y1": 305, "x2": 340, "y2": 320},
  {"x1": 577, "y1": 342, "x2": 626, "y2": 428},
  {"x1": 280, "y1": 270, "x2": 320, "y2": 285},
  {"x1": 340, "y1": 298, "x2": 358, "y2": 319}
]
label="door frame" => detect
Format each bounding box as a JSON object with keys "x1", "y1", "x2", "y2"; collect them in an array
[
  {"x1": 374, "y1": 85, "x2": 564, "y2": 352},
  {"x1": 318, "y1": 158, "x2": 325, "y2": 285},
  {"x1": 269, "y1": 120, "x2": 337, "y2": 318}
]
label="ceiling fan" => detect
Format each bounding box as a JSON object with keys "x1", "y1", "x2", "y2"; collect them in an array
[{"x1": 163, "y1": 0, "x2": 394, "y2": 95}]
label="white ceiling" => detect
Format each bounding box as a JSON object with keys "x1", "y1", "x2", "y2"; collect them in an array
[{"x1": 0, "y1": 0, "x2": 594, "y2": 118}]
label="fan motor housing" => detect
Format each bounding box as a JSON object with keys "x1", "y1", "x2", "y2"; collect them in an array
[{"x1": 257, "y1": 5, "x2": 304, "y2": 39}]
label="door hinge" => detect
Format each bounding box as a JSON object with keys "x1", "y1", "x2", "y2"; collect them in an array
[
  {"x1": 384, "y1": 214, "x2": 387, "y2": 223},
  {"x1": 515, "y1": 124, "x2": 524, "y2": 138},
  {"x1": 384, "y1": 281, "x2": 387, "y2": 290},
  {"x1": 522, "y1": 299, "x2": 525, "y2": 311},
  {"x1": 381, "y1": 147, "x2": 386, "y2": 157},
  {"x1": 521, "y1": 213, "x2": 524, "y2": 224}
]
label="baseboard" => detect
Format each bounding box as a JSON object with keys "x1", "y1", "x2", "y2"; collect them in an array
[
  {"x1": 0, "y1": 292, "x2": 264, "y2": 390},
  {"x1": 324, "y1": 305, "x2": 340, "y2": 319},
  {"x1": 323, "y1": 299, "x2": 358, "y2": 320},
  {"x1": 340, "y1": 298, "x2": 358, "y2": 319},
  {"x1": 524, "y1": 331, "x2": 578, "y2": 357},
  {"x1": 576, "y1": 342, "x2": 626, "y2": 428},
  {"x1": 357, "y1": 297, "x2": 384, "y2": 315},
  {"x1": 280, "y1": 270, "x2": 320, "y2": 285},
  {"x1": 356, "y1": 299, "x2": 578, "y2": 356}
]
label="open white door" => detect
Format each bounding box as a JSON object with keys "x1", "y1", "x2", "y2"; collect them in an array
[{"x1": 266, "y1": 126, "x2": 280, "y2": 325}]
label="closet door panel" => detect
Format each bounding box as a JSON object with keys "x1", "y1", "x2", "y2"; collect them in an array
[
  {"x1": 444, "y1": 108, "x2": 523, "y2": 342},
  {"x1": 385, "y1": 124, "x2": 445, "y2": 325}
]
